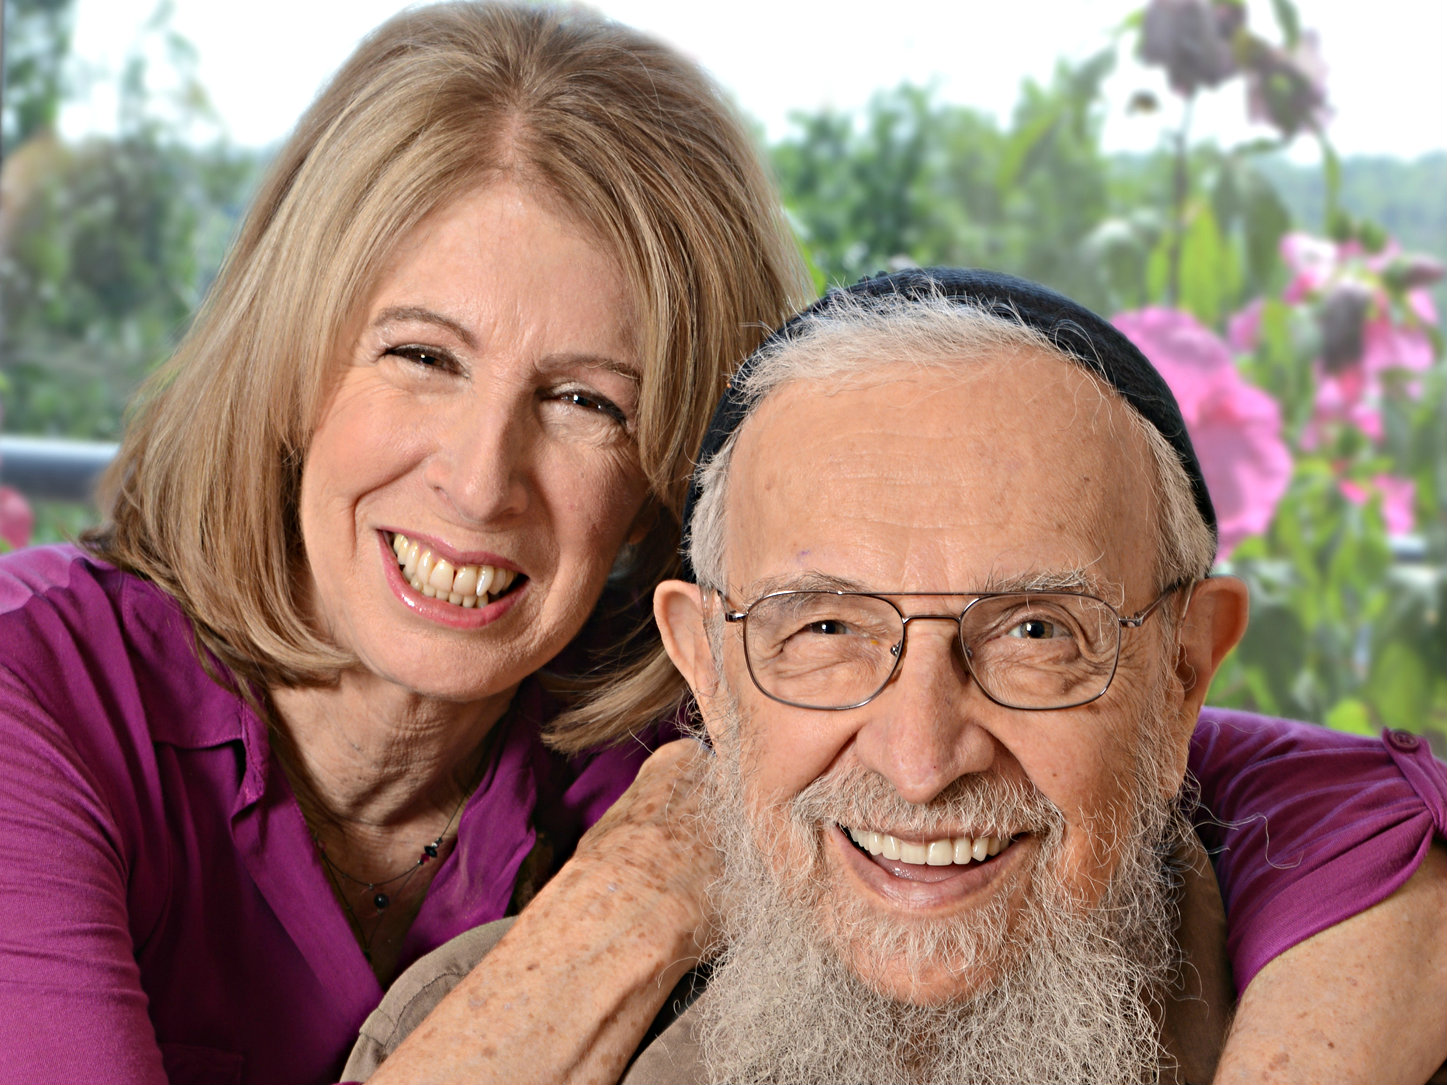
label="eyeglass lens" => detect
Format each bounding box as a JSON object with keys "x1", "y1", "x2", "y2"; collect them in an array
[{"x1": 741, "y1": 591, "x2": 1123, "y2": 710}]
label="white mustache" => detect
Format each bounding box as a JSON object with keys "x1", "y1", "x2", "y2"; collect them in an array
[{"x1": 786, "y1": 762, "x2": 1064, "y2": 843}]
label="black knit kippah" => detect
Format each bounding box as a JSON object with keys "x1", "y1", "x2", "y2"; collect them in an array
[{"x1": 679, "y1": 266, "x2": 1217, "y2": 582}]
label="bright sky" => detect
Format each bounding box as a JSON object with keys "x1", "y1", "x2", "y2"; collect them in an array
[{"x1": 60, "y1": 0, "x2": 1446, "y2": 162}]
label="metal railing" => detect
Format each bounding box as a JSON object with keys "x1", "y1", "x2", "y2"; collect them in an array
[
  {"x1": 0, "y1": 436, "x2": 119, "y2": 503},
  {"x1": 0, "y1": 434, "x2": 1435, "y2": 564}
]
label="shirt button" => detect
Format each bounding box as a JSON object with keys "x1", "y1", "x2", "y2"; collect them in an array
[{"x1": 1387, "y1": 729, "x2": 1421, "y2": 751}]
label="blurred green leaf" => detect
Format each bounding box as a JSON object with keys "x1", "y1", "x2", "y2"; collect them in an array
[
  {"x1": 1324, "y1": 697, "x2": 1375, "y2": 736},
  {"x1": 1270, "y1": 0, "x2": 1303, "y2": 47}
]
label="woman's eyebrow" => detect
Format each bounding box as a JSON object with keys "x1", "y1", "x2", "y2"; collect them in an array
[
  {"x1": 535, "y1": 354, "x2": 643, "y2": 383},
  {"x1": 371, "y1": 305, "x2": 477, "y2": 349},
  {"x1": 369, "y1": 307, "x2": 639, "y2": 381}
]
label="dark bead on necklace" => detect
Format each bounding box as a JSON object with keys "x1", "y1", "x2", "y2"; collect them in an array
[
  {"x1": 373, "y1": 892, "x2": 390, "y2": 910},
  {"x1": 423, "y1": 842, "x2": 440, "y2": 859}
]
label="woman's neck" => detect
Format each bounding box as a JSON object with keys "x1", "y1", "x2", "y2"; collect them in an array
[
  {"x1": 269, "y1": 671, "x2": 516, "y2": 841},
  {"x1": 269, "y1": 673, "x2": 517, "y2": 983}
]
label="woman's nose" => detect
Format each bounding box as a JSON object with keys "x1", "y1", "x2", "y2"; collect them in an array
[
  {"x1": 851, "y1": 621, "x2": 997, "y2": 805},
  {"x1": 422, "y1": 395, "x2": 532, "y2": 525}
]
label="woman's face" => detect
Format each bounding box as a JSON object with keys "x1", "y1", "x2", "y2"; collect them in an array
[{"x1": 297, "y1": 180, "x2": 651, "y2": 704}]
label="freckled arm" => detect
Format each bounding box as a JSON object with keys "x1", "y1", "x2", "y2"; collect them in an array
[
  {"x1": 364, "y1": 740, "x2": 717, "y2": 1085},
  {"x1": 1212, "y1": 840, "x2": 1447, "y2": 1084}
]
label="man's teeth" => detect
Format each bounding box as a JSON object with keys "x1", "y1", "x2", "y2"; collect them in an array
[
  {"x1": 846, "y1": 827, "x2": 1008, "y2": 867},
  {"x1": 390, "y1": 534, "x2": 516, "y2": 609}
]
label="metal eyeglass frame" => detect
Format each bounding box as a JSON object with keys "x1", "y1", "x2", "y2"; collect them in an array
[{"x1": 718, "y1": 579, "x2": 1193, "y2": 712}]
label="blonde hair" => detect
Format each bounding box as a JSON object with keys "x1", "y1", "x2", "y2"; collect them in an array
[{"x1": 87, "y1": 2, "x2": 810, "y2": 749}]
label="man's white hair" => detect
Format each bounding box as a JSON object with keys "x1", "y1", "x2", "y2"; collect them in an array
[{"x1": 686, "y1": 290, "x2": 1216, "y2": 594}]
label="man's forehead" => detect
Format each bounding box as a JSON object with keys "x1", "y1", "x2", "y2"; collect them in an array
[{"x1": 724, "y1": 351, "x2": 1160, "y2": 596}]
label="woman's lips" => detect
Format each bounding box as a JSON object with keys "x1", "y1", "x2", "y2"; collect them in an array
[
  {"x1": 377, "y1": 531, "x2": 525, "y2": 628},
  {"x1": 388, "y1": 532, "x2": 521, "y2": 608}
]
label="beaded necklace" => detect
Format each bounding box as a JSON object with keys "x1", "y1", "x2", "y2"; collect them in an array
[
  {"x1": 314, "y1": 787, "x2": 468, "y2": 963},
  {"x1": 312, "y1": 738, "x2": 492, "y2": 964}
]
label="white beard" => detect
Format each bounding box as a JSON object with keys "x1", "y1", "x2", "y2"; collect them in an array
[{"x1": 694, "y1": 692, "x2": 1193, "y2": 1085}]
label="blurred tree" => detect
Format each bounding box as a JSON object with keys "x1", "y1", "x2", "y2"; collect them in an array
[
  {"x1": 0, "y1": 0, "x2": 1440, "y2": 749},
  {"x1": 1, "y1": 0, "x2": 77, "y2": 154},
  {"x1": 772, "y1": 53, "x2": 1119, "y2": 311},
  {"x1": 0, "y1": 0, "x2": 263, "y2": 439}
]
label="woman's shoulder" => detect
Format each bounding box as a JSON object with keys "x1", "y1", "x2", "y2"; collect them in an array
[
  {"x1": 2, "y1": 541, "x2": 175, "y2": 676},
  {"x1": 1191, "y1": 705, "x2": 1435, "y2": 768},
  {"x1": 0, "y1": 542, "x2": 248, "y2": 752},
  {"x1": 1, "y1": 540, "x2": 113, "y2": 604}
]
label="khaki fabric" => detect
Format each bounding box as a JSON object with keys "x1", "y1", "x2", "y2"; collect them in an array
[
  {"x1": 344, "y1": 839, "x2": 1234, "y2": 1084},
  {"x1": 343, "y1": 919, "x2": 517, "y2": 1082}
]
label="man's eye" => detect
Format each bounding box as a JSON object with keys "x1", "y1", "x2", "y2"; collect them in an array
[
  {"x1": 804, "y1": 619, "x2": 852, "y2": 636},
  {"x1": 1007, "y1": 618, "x2": 1066, "y2": 640}
]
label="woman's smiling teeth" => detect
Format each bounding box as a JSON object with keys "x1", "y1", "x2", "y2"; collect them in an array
[
  {"x1": 390, "y1": 533, "x2": 517, "y2": 608},
  {"x1": 847, "y1": 826, "x2": 1008, "y2": 867}
]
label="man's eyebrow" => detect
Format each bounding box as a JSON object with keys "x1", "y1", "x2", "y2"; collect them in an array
[
  {"x1": 976, "y1": 569, "x2": 1108, "y2": 596},
  {"x1": 743, "y1": 571, "x2": 871, "y2": 597},
  {"x1": 371, "y1": 305, "x2": 477, "y2": 349},
  {"x1": 740, "y1": 569, "x2": 1109, "y2": 598}
]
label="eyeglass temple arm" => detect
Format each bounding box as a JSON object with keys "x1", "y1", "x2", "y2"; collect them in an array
[
  {"x1": 1119, "y1": 576, "x2": 1201, "y2": 628},
  {"x1": 713, "y1": 588, "x2": 747, "y2": 623}
]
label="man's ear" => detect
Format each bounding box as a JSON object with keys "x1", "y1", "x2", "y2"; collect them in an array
[
  {"x1": 1149, "y1": 575, "x2": 1248, "y2": 797},
  {"x1": 1173, "y1": 574, "x2": 1250, "y2": 720},
  {"x1": 654, "y1": 578, "x2": 722, "y2": 720}
]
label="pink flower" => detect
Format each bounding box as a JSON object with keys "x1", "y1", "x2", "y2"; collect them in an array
[
  {"x1": 0, "y1": 486, "x2": 33, "y2": 550},
  {"x1": 1280, "y1": 232, "x2": 1339, "y2": 302},
  {"x1": 1245, "y1": 29, "x2": 1331, "y2": 138},
  {"x1": 1139, "y1": 0, "x2": 1242, "y2": 96},
  {"x1": 1361, "y1": 317, "x2": 1434, "y2": 381},
  {"x1": 0, "y1": 398, "x2": 33, "y2": 551},
  {"x1": 1303, "y1": 371, "x2": 1381, "y2": 450},
  {"x1": 1339, "y1": 475, "x2": 1416, "y2": 536},
  {"x1": 1113, "y1": 308, "x2": 1293, "y2": 559},
  {"x1": 1280, "y1": 233, "x2": 1441, "y2": 420},
  {"x1": 1408, "y1": 288, "x2": 1438, "y2": 326},
  {"x1": 1227, "y1": 299, "x2": 1263, "y2": 354}
]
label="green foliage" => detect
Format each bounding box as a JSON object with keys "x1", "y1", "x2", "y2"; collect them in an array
[
  {"x1": 768, "y1": 1, "x2": 1444, "y2": 755},
  {"x1": 0, "y1": 135, "x2": 261, "y2": 437},
  {"x1": 1, "y1": 0, "x2": 1442, "y2": 755},
  {"x1": 0, "y1": 0, "x2": 265, "y2": 439},
  {"x1": 1, "y1": 0, "x2": 77, "y2": 151},
  {"x1": 772, "y1": 52, "x2": 1119, "y2": 310}
]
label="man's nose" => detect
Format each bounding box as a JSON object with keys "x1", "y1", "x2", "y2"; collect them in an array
[{"x1": 851, "y1": 618, "x2": 997, "y2": 805}]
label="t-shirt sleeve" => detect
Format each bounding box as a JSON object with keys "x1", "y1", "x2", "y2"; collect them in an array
[
  {"x1": 0, "y1": 664, "x2": 168, "y2": 1083},
  {"x1": 1189, "y1": 707, "x2": 1447, "y2": 993}
]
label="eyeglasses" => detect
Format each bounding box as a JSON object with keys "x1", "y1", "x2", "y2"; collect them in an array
[{"x1": 719, "y1": 582, "x2": 1189, "y2": 712}]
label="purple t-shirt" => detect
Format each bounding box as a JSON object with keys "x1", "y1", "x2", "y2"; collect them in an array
[
  {"x1": 0, "y1": 546, "x2": 651, "y2": 1083},
  {"x1": 0, "y1": 544, "x2": 1443, "y2": 1082},
  {"x1": 1191, "y1": 707, "x2": 1447, "y2": 990}
]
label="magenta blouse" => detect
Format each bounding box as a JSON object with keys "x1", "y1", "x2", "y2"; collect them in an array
[{"x1": 1, "y1": 545, "x2": 1443, "y2": 1083}]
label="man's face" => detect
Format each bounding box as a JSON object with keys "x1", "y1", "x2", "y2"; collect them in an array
[{"x1": 683, "y1": 350, "x2": 1201, "y2": 1005}]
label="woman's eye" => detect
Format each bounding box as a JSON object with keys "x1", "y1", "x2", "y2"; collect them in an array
[
  {"x1": 386, "y1": 344, "x2": 457, "y2": 372},
  {"x1": 555, "y1": 389, "x2": 628, "y2": 426}
]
